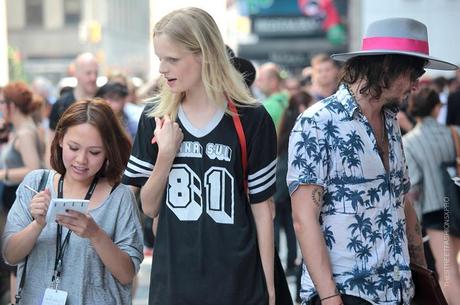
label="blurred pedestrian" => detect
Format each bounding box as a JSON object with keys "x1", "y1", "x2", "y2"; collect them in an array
[
  {"x1": 256, "y1": 62, "x2": 289, "y2": 131},
  {"x1": 96, "y1": 82, "x2": 139, "y2": 140},
  {"x1": 0, "y1": 82, "x2": 45, "y2": 216},
  {"x1": 403, "y1": 87, "x2": 460, "y2": 305},
  {"x1": 275, "y1": 91, "x2": 314, "y2": 278},
  {"x1": 49, "y1": 52, "x2": 99, "y2": 132},
  {"x1": 446, "y1": 87, "x2": 460, "y2": 126},
  {"x1": 308, "y1": 53, "x2": 340, "y2": 102},
  {"x1": 275, "y1": 91, "x2": 315, "y2": 305},
  {"x1": 0, "y1": 81, "x2": 45, "y2": 303},
  {"x1": 284, "y1": 77, "x2": 302, "y2": 98}
]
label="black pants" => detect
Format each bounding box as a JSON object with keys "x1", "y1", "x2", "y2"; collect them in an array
[
  {"x1": 274, "y1": 200, "x2": 297, "y2": 270},
  {"x1": 308, "y1": 294, "x2": 371, "y2": 305}
]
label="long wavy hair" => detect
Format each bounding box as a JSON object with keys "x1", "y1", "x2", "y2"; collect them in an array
[
  {"x1": 339, "y1": 54, "x2": 427, "y2": 100},
  {"x1": 278, "y1": 91, "x2": 314, "y2": 155},
  {"x1": 147, "y1": 7, "x2": 256, "y2": 120}
]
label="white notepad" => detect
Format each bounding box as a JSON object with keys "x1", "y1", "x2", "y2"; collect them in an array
[{"x1": 46, "y1": 198, "x2": 90, "y2": 222}]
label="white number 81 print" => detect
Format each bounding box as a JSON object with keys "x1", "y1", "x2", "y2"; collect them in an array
[{"x1": 166, "y1": 164, "x2": 235, "y2": 224}]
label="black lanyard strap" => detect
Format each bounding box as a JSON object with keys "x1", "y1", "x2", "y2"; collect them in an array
[
  {"x1": 57, "y1": 175, "x2": 99, "y2": 200},
  {"x1": 52, "y1": 174, "x2": 99, "y2": 283}
]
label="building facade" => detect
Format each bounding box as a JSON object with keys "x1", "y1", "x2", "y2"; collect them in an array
[{"x1": 6, "y1": 0, "x2": 150, "y2": 83}]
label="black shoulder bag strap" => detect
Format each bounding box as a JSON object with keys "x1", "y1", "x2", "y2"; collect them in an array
[{"x1": 14, "y1": 170, "x2": 50, "y2": 305}]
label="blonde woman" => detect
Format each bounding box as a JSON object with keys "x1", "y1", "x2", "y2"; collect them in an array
[{"x1": 122, "y1": 7, "x2": 277, "y2": 305}]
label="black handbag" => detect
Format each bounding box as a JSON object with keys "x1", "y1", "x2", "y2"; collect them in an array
[
  {"x1": 440, "y1": 126, "x2": 460, "y2": 237},
  {"x1": 13, "y1": 170, "x2": 50, "y2": 305},
  {"x1": 411, "y1": 263, "x2": 448, "y2": 305}
]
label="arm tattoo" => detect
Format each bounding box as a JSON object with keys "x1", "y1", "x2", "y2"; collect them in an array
[
  {"x1": 312, "y1": 187, "x2": 324, "y2": 208},
  {"x1": 407, "y1": 216, "x2": 426, "y2": 267},
  {"x1": 414, "y1": 220, "x2": 422, "y2": 237},
  {"x1": 408, "y1": 243, "x2": 425, "y2": 266}
]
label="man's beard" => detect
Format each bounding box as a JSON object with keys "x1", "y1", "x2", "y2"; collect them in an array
[
  {"x1": 384, "y1": 95, "x2": 408, "y2": 110},
  {"x1": 384, "y1": 98, "x2": 400, "y2": 109}
]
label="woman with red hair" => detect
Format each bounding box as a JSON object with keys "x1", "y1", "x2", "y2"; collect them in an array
[
  {"x1": 1, "y1": 81, "x2": 45, "y2": 212},
  {"x1": 0, "y1": 81, "x2": 44, "y2": 304}
]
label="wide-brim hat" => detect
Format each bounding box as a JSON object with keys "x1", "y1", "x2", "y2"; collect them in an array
[{"x1": 331, "y1": 18, "x2": 458, "y2": 71}]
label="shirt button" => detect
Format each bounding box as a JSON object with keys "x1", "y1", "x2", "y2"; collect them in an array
[{"x1": 394, "y1": 265, "x2": 400, "y2": 281}]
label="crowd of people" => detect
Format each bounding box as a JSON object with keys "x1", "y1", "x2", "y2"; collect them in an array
[{"x1": 1, "y1": 7, "x2": 460, "y2": 305}]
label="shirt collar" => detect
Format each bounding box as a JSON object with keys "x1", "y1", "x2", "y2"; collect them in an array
[
  {"x1": 336, "y1": 83, "x2": 358, "y2": 119},
  {"x1": 420, "y1": 116, "x2": 438, "y2": 126}
]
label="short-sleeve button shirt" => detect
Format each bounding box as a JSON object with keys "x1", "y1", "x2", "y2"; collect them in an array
[{"x1": 287, "y1": 84, "x2": 414, "y2": 305}]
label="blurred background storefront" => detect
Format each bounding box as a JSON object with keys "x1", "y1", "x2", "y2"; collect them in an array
[
  {"x1": 235, "y1": 0, "x2": 348, "y2": 75},
  {"x1": 1, "y1": 0, "x2": 459, "y2": 86}
]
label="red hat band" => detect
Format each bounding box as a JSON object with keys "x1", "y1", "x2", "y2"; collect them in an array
[{"x1": 362, "y1": 37, "x2": 429, "y2": 55}]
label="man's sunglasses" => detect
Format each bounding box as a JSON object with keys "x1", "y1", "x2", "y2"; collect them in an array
[{"x1": 411, "y1": 68, "x2": 426, "y2": 81}]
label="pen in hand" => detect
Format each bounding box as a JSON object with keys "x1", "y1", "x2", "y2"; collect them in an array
[{"x1": 24, "y1": 184, "x2": 39, "y2": 194}]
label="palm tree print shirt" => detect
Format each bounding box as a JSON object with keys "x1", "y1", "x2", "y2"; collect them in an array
[{"x1": 287, "y1": 84, "x2": 414, "y2": 305}]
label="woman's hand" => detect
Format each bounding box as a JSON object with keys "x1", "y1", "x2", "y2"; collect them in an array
[
  {"x1": 56, "y1": 210, "x2": 101, "y2": 240},
  {"x1": 154, "y1": 115, "x2": 183, "y2": 161},
  {"x1": 29, "y1": 188, "x2": 51, "y2": 228}
]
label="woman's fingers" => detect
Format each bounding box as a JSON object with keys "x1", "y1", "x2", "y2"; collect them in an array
[{"x1": 30, "y1": 206, "x2": 47, "y2": 216}]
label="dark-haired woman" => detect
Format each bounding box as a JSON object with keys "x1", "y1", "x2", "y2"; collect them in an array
[
  {"x1": 275, "y1": 91, "x2": 314, "y2": 273},
  {"x1": 275, "y1": 91, "x2": 314, "y2": 304},
  {"x1": 2, "y1": 99, "x2": 143, "y2": 304},
  {"x1": 403, "y1": 87, "x2": 460, "y2": 305}
]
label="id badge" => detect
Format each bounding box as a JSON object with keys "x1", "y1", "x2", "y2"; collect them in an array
[{"x1": 41, "y1": 288, "x2": 68, "y2": 305}]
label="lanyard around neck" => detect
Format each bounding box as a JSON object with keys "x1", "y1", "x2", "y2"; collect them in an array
[{"x1": 52, "y1": 174, "x2": 99, "y2": 284}]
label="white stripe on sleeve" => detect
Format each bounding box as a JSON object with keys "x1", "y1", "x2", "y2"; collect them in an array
[{"x1": 129, "y1": 155, "x2": 154, "y2": 169}]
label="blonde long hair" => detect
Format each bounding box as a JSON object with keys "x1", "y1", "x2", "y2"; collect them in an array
[{"x1": 147, "y1": 7, "x2": 256, "y2": 119}]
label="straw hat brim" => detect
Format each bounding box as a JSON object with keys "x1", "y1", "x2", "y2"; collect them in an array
[{"x1": 331, "y1": 50, "x2": 458, "y2": 71}]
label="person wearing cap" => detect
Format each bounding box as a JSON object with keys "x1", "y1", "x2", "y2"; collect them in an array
[
  {"x1": 96, "y1": 82, "x2": 139, "y2": 141},
  {"x1": 287, "y1": 18, "x2": 457, "y2": 305}
]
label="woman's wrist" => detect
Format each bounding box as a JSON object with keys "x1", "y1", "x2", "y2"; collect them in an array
[
  {"x1": 31, "y1": 219, "x2": 46, "y2": 231},
  {"x1": 89, "y1": 226, "x2": 105, "y2": 244}
]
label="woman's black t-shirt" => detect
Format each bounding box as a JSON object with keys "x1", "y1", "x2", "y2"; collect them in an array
[{"x1": 122, "y1": 103, "x2": 277, "y2": 305}]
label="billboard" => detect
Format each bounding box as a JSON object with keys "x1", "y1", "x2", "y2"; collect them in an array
[{"x1": 237, "y1": 0, "x2": 348, "y2": 71}]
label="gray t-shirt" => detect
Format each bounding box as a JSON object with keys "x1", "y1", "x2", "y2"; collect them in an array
[{"x1": 2, "y1": 169, "x2": 144, "y2": 305}]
